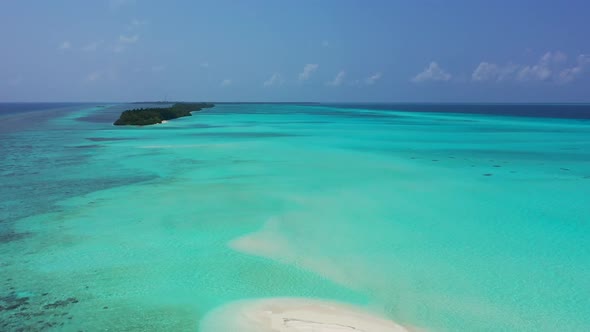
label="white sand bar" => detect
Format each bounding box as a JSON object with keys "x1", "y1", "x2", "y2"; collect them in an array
[{"x1": 199, "y1": 297, "x2": 410, "y2": 332}]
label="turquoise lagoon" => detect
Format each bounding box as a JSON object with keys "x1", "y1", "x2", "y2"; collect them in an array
[{"x1": 1, "y1": 103, "x2": 589, "y2": 331}]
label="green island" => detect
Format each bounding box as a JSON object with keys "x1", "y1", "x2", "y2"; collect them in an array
[{"x1": 114, "y1": 102, "x2": 215, "y2": 126}]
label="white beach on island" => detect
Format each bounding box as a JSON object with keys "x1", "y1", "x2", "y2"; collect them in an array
[
  {"x1": 199, "y1": 297, "x2": 411, "y2": 332},
  {"x1": 222, "y1": 218, "x2": 417, "y2": 331}
]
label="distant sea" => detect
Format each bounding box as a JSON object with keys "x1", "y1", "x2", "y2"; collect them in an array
[
  {"x1": 1, "y1": 102, "x2": 589, "y2": 331},
  {"x1": 323, "y1": 103, "x2": 590, "y2": 119}
]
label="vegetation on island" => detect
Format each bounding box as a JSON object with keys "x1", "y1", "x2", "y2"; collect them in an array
[{"x1": 114, "y1": 102, "x2": 214, "y2": 126}]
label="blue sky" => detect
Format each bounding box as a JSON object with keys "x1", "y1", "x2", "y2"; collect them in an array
[{"x1": 1, "y1": 0, "x2": 589, "y2": 102}]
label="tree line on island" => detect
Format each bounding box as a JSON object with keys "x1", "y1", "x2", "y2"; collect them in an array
[{"x1": 114, "y1": 102, "x2": 215, "y2": 126}]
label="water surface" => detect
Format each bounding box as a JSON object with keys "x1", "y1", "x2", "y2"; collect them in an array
[{"x1": 1, "y1": 103, "x2": 589, "y2": 331}]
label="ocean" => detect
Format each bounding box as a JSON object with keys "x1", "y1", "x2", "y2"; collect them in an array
[{"x1": 1, "y1": 103, "x2": 589, "y2": 331}]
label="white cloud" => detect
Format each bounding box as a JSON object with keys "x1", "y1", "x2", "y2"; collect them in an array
[
  {"x1": 200, "y1": 62, "x2": 210, "y2": 68},
  {"x1": 85, "y1": 68, "x2": 119, "y2": 82},
  {"x1": 472, "y1": 62, "x2": 519, "y2": 81},
  {"x1": 412, "y1": 62, "x2": 452, "y2": 83},
  {"x1": 365, "y1": 72, "x2": 382, "y2": 85},
  {"x1": 263, "y1": 73, "x2": 284, "y2": 86},
  {"x1": 86, "y1": 71, "x2": 102, "y2": 81},
  {"x1": 82, "y1": 41, "x2": 102, "y2": 52},
  {"x1": 541, "y1": 51, "x2": 567, "y2": 64},
  {"x1": 472, "y1": 62, "x2": 499, "y2": 81},
  {"x1": 558, "y1": 54, "x2": 590, "y2": 84},
  {"x1": 327, "y1": 70, "x2": 346, "y2": 86},
  {"x1": 499, "y1": 65, "x2": 520, "y2": 81},
  {"x1": 298, "y1": 64, "x2": 319, "y2": 81},
  {"x1": 221, "y1": 79, "x2": 232, "y2": 87},
  {"x1": 558, "y1": 66, "x2": 583, "y2": 84},
  {"x1": 58, "y1": 41, "x2": 71, "y2": 50},
  {"x1": 119, "y1": 34, "x2": 139, "y2": 43},
  {"x1": 517, "y1": 64, "x2": 551, "y2": 81},
  {"x1": 113, "y1": 34, "x2": 139, "y2": 53},
  {"x1": 472, "y1": 51, "x2": 586, "y2": 84},
  {"x1": 131, "y1": 19, "x2": 148, "y2": 27},
  {"x1": 517, "y1": 51, "x2": 568, "y2": 81}
]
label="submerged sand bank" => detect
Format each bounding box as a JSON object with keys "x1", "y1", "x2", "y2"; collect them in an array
[
  {"x1": 199, "y1": 297, "x2": 409, "y2": 332},
  {"x1": 229, "y1": 218, "x2": 368, "y2": 289}
]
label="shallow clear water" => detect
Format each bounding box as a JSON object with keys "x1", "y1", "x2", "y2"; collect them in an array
[{"x1": 1, "y1": 103, "x2": 589, "y2": 331}]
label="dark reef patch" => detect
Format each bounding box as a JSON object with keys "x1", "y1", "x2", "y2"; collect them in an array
[
  {"x1": 291, "y1": 120, "x2": 331, "y2": 124},
  {"x1": 190, "y1": 132, "x2": 300, "y2": 138},
  {"x1": 0, "y1": 175, "x2": 156, "y2": 225},
  {"x1": 434, "y1": 149, "x2": 587, "y2": 162},
  {"x1": 86, "y1": 137, "x2": 135, "y2": 142},
  {"x1": 0, "y1": 293, "x2": 29, "y2": 312},
  {"x1": 0, "y1": 231, "x2": 31, "y2": 243},
  {"x1": 192, "y1": 123, "x2": 225, "y2": 128},
  {"x1": 43, "y1": 298, "x2": 78, "y2": 309},
  {"x1": 71, "y1": 144, "x2": 103, "y2": 149},
  {"x1": 0, "y1": 291, "x2": 79, "y2": 331}
]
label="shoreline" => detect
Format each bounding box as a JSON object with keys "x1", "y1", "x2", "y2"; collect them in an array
[{"x1": 199, "y1": 297, "x2": 411, "y2": 332}]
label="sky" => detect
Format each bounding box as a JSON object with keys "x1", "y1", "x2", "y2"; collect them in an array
[{"x1": 1, "y1": 0, "x2": 589, "y2": 102}]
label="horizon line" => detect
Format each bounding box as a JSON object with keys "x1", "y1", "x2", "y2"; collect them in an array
[{"x1": 2, "y1": 101, "x2": 590, "y2": 105}]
